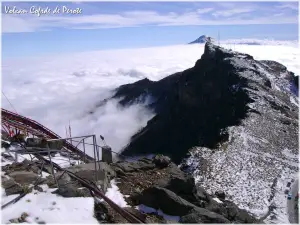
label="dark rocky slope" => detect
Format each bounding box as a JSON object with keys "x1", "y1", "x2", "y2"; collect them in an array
[
  {"x1": 103, "y1": 155, "x2": 259, "y2": 223},
  {"x1": 109, "y1": 42, "x2": 298, "y2": 163}
]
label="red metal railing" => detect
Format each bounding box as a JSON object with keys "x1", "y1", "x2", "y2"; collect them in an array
[{"x1": 1, "y1": 108, "x2": 94, "y2": 161}]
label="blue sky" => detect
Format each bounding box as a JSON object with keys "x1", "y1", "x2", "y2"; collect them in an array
[{"x1": 2, "y1": 1, "x2": 299, "y2": 58}]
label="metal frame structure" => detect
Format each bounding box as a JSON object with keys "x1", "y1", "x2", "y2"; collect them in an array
[
  {"x1": 46, "y1": 135, "x2": 102, "y2": 182},
  {"x1": 8, "y1": 147, "x2": 61, "y2": 188},
  {"x1": 8, "y1": 135, "x2": 102, "y2": 188},
  {"x1": 1, "y1": 108, "x2": 94, "y2": 161}
]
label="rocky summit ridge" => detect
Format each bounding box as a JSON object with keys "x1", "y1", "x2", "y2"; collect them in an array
[
  {"x1": 110, "y1": 42, "x2": 298, "y2": 164},
  {"x1": 104, "y1": 41, "x2": 299, "y2": 222}
]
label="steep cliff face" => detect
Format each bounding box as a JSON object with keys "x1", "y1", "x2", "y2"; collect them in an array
[
  {"x1": 93, "y1": 42, "x2": 299, "y2": 222},
  {"x1": 108, "y1": 42, "x2": 299, "y2": 222},
  {"x1": 111, "y1": 42, "x2": 297, "y2": 164}
]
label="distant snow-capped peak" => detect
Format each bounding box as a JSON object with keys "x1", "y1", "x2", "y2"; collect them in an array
[
  {"x1": 188, "y1": 36, "x2": 298, "y2": 47},
  {"x1": 189, "y1": 35, "x2": 215, "y2": 44}
]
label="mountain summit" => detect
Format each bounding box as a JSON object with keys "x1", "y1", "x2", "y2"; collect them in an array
[
  {"x1": 92, "y1": 42, "x2": 298, "y2": 222},
  {"x1": 107, "y1": 41, "x2": 298, "y2": 164},
  {"x1": 188, "y1": 35, "x2": 214, "y2": 44}
]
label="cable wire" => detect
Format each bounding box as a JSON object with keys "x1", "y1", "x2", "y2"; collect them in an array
[{"x1": 2, "y1": 91, "x2": 18, "y2": 114}]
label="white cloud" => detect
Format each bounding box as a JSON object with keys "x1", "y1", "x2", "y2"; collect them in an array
[
  {"x1": 2, "y1": 5, "x2": 298, "y2": 33},
  {"x1": 274, "y1": 13, "x2": 285, "y2": 17},
  {"x1": 2, "y1": 15, "x2": 41, "y2": 33},
  {"x1": 212, "y1": 8, "x2": 254, "y2": 17},
  {"x1": 2, "y1": 44, "x2": 201, "y2": 154},
  {"x1": 197, "y1": 8, "x2": 214, "y2": 14},
  {"x1": 2, "y1": 43, "x2": 299, "y2": 156},
  {"x1": 277, "y1": 3, "x2": 298, "y2": 10}
]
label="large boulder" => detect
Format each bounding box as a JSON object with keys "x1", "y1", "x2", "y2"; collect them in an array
[
  {"x1": 52, "y1": 185, "x2": 92, "y2": 198},
  {"x1": 136, "y1": 185, "x2": 232, "y2": 223},
  {"x1": 26, "y1": 138, "x2": 46, "y2": 148},
  {"x1": 45, "y1": 171, "x2": 74, "y2": 188},
  {"x1": 137, "y1": 186, "x2": 197, "y2": 216},
  {"x1": 3, "y1": 159, "x2": 41, "y2": 175},
  {"x1": 47, "y1": 140, "x2": 64, "y2": 150},
  {"x1": 205, "y1": 199, "x2": 258, "y2": 223},
  {"x1": 2, "y1": 177, "x2": 23, "y2": 196},
  {"x1": 179, "y1": 207, "x2": 230, "y2": 223},
  {"x1": 1, "y1": 140, "x2": 11, "y2": 149},
  {"x1": 1, "y1": 153, "x2": 14, "y2": 161},
  {"x1": 66, "y1": 162, "x2": 115, "y2": 193},
  {"x1": 153, "y1": 155, "x2": 171, "y2": 168},
  {"x1": 154, "y1": 162, "x2": 209, "y2": 206},
  {"x1": 215, "y1": 190, "x2": 226, "y2": 200},
  {"x1": 46, "y1": 171, "x2": 91, "y2": 198},
  {"x1": 67, "y1": 162, "x2": 115, "y2": 180},
  {"x1": 9, "y1": 171, "x2": 39, "y2": 185},
  {"x1": 112, "y1": 160, "x2": 156, "y2": 173},
  {"x1": 194, "y1": 186, "x2": 211, "y2": 202}
]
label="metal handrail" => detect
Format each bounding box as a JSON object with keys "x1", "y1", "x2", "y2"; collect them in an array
[{"x1": 1, "y1": 108, "x2": 94, "y2": 162}]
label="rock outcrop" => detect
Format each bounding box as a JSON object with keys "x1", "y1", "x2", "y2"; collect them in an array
[
  {"x1": 101, "y1": 42, "x2": 298, "y2": 221},
  {"x1": 109, "y1": 42, "x2": 297, "y2": 164},
  {"x1": 1, "y1": 145, "x2": 259, "y2": 224},
  {"x1": 110, "y1": 43, "x2": 297, "y2": 160},
  {"x1": 108, "y1": 155, "x2": 258, "y2": 223}
]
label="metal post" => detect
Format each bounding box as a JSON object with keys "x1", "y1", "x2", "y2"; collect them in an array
[
  {"x1": 93, "y1": 135, "x2": 98, "y2": 183},
  {"x1": 102, "y1": 146, "x2": 113, "y2": 164},
  {"x1": 14, "y1": 152, "x2": 18, "y2": 163},
  {"x1": 83, "y1": 138, "x2": 86, "y2": 163},
  {"x1": 98, "y1": 135, "x2": 106, "y2": 161},
  {"x1": 95, "y1": 136, "x2": 100, "y2": 162},
  {"x1": 47, "y1": 135, "x2": 95, "y2": 142},
  {"x1": 68, "y1": 150, "x2": 71, "y2": 164},
  {"x1": 69, "y1": 121, "x2": 72, "y2": 145},
  {"x1": 39, "y1": 161, "x2": 45, "y2": 177},
  {"x1": 48, "y1": 147, "x2": 59, "y2": 188},
  {"x1": 95, "y1": 136, "x2": 101, "y2": 173}
]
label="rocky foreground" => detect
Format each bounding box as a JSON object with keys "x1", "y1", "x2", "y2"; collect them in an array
[
  {"x1": 1, "y1": 152, "x2": 260, "y2": 224},
  {"x1": 111, "y1": 155, "x2": 262, "y2": 223}
]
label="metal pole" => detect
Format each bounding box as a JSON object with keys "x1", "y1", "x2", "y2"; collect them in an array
[
  {"x1": 69, "y1": 121, "x2": 72, "y2": 145},
  {"x1": 38, "y1": 161, "x2": 45, "y2": 177},
  {"x1": 96, "y1": 136, "x2": 100, "y2": 162},
  {"x1": 95, "y1": 136, "x2": 101, "y2": 172},
  {"x1": 47, "y1": 135, "x2": 94, "y2": 142},
  {"x1": 68, "y1": 150, "x2": 71, "y2": 164},
  {"x1": 48, "y1": 147, "x2": 59, "y2": 188},
  {"x1": 93, "y1": 135, "x2": 98, "y2": 183},
  {"x1": 99, "y1": 135, "x2": 104, "y2": 161},
  {"x1": 14, "y1": 152, "x2": 18, "y2": 163},
  {"x1": 83, "y1": 138, "x2": 86, "y2": 163}
]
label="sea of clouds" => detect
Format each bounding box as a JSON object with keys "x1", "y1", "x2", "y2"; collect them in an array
[{"x1": 2, "y1": 40, "x2": 299, "y2": 156}]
